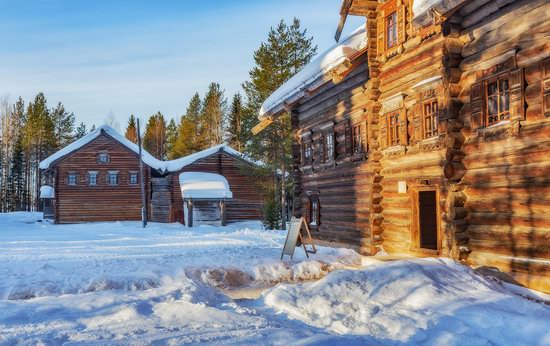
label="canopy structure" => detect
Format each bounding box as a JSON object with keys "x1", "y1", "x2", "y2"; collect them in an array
[{"x1": 179, "y1": 172, "x2": 233, "y2": 200}]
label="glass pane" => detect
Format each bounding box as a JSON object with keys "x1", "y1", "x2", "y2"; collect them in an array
[
  {"x1": 500, "y1": 92, "x2": 509, "y2": 112},
  {"x1": 487, "y1": 82, "x2": 497, "y2": 96},
  {"x1": 488, "y1": 96, "x2": 498, "y2": 115},
  {"x1": 499, "y1": 79, "x2": 509, "y2": 92}
]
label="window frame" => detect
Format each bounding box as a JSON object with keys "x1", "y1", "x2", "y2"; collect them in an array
[
  {"x1": 67, "y1": 172, "x2": 78, "y2": 186},
  {"x1": 351, "y1": 124, "x2": 363, "y2": 154},
  {"x1": 308, "y1": 194, "x2": 320, "y2": 229},
  {"x1": 97, "y1": 151, "x2": 110, "y2": 164},
  {"x1": 387, "y1": 112, "x2": 401, "y2": 147},
  {"x1": 302, "y1": 140, "x2": 312, "y2": 165},
  {"x1": 484, "y1": 74, "x2": 510, "y2": 126},
  {"x1": 386, "y1": 11, "x2": 398, "y2": 49},
  {"x1": 87, "y1": 171, "x2": 98, "y2": 186},
  {"x1": 422, "y1": 99, "x2": 439, "y2": 139},
  {"x1": 324, "y1": 130, "x2": 335, "y2": 162},
  {"x1": 107, "y1": 170, "x2": 119, "y2": 186},
  {"x1": 129, "y1": 171, "x2": 139, "y2": 185}
]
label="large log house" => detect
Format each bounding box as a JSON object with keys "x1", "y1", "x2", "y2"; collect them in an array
[
  {"x1": 39, "y1": 125, "x2": 266, "y2": 225},
  {"x1": 255, "y1": 0, "x2": 550, "y2": 292}
]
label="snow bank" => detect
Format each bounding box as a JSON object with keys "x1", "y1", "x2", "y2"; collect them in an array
[
  {"x1": 179, "y1": 172, "x2": 233, "y2": 199},
  {"x1": 264, "y1": 258, "x2": 550, "y2": 345},
  {"x1": 39, "y1": 185, "x2": 54, "y2": 198},
  {"x1": 259, "y1": 25, "x2": 367, "y2": 118}
]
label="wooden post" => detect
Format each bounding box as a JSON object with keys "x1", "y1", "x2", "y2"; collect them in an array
[
  {"x1": 188, "y1": 200, "x2": 193, "y2": 227},
  {"x1": 220, "y1": 199, "x2": 226, "y2": 226},
  {"x1": 137, "y1": 118, "x2": 147, "y2": 228}
]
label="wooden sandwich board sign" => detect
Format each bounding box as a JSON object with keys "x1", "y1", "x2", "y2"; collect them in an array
[{"x1": 281, "y1": 217, "x2": 317, "y2": 260}]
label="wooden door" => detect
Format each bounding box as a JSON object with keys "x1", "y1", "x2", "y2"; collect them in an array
[{"x1": 418, "y1": 191, "x2": 438, "y2": 250}]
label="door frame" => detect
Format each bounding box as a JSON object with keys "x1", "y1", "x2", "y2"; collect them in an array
[{"x1": 410, "y1": 185, "x2": 441, "y2": 255}]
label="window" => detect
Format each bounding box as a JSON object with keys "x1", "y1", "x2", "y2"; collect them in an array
[
  {"x1": 388, "y1": 113, "x2": 400, "y2": 146},
  {"x1": 129, "y1": 172, "x2": 139, "y2": 185},
  {"x1": 325, "y1": 131, "x2": 335, "y2": 161},
  {"x1": 108, "y1": 171, "x2": 119, "y2": 185},
  {"x1": 98, "y1": 152, "x2": 109, "y2": 164},
  {"x1": 68, "y1": 172, "x2": 77, "y2": 186},
  {"x1": 423, "y1": 100, "x2": 438, "y2": 138},
  {"x1": 386, "y1": 12, "x2": 398, "y2": 49},
  {"x1": 309, "y1": 194, "x2": 319, "y2": 228},
  {"x1": 88, "y1": 171, "x2": 98, "y2": 186},
  {"x1": 352, "y1": 124, "x2": 363, "y2": 154},
  {"x1": 303, "y1": 141, "x2": 312, "y2": 164},
  {"x1": 486, "y1": 77, "x2": 510, "y2": 126}
]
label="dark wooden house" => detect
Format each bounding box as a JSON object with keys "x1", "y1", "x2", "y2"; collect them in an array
[
  {"x1": 256, "y1": 0, "x2": 550, "y2": 292},
  {"x1": 40, "y1": 127, "x2": 267, "y2": 225}
]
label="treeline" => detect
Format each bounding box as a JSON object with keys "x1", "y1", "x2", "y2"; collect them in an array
[
  {"x1": 0, "y1": 93, "x2": 85, "y2": 212},
  {"x1": 0, "y1": 18, "x2": 316, "y2": 228}
]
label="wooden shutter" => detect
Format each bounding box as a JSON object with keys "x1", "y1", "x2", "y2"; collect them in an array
[
  {"x1": 509, "y1": 68, "x2": 524, "y2": 121},
  {"x1": 398, "y1": 109, "x2": 408, "y2": 145},
  {"x1": 542, "y1": 58, "x2": 550, "y2": 117},
  {"x1": 397, "y1": 4, "x2": 406, "y2": 45},
  {"x1": 345, "y1": 124, "x2": 353, "y2": 156},
  {"x1": 377, "y1": 16, "x2": 385, "y2": 56},
  {"x1": 470, "y1": 81, "x2": 484, "y2": 130},
  {"x1": 379, "y1": 115, "x2": 388, "y2": 149},
  {"x1": 413, "y1": 102, "x2": 423, "y2": 143}
]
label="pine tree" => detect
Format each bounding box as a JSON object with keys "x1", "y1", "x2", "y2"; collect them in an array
[
  {"x1": 10, "y1": 97, "x2": 26, "y2": 211},
  {"x1": 165, "y1": 118, "x2": 178, "y2": 158},
  {"x1": 51, "y1": 102, "x2": 75, "y2": 149},
  {"x1": 125, "y1": 115, "x2": 138, "y2": 143},
  {"x1": 242, "y1": 18, "x2": 317, "y2": 228},
  {"x1": 143, "y1": 112, "x2": 167, "y2": 160},
  {"x1": 201, "y1": 83, "x2": 227, "y2": 147},
  {"x1": 90, "y1": 124, "x2": 96, "y2": 132},
  {"x1": 227, "y1": 93, "x2": 244, "y2": 151},
  {"x1": 172, "y1": 93, "x2": 202, "y2": 158},
  {"x1": 75, "y1": 122, "x2": 87, "y2": 139}
]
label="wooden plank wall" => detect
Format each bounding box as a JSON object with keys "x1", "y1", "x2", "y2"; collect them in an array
[
  {"x1": 456, "y1": 0, "x2": 550, "y2": 292},
  {"x1": 169, "y1": 152, "x2": 266, "y2": 223},
  {"x1": 54, "y1": 134, "x2": 151, "y2": 223},
  {"x1": 294, "y1": 53, "x2": 374, "y2": 255}
]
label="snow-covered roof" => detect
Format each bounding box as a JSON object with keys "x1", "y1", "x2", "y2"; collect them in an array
[
  {"x1": 39, "y1": 126, "x2": 260, "y2": 174},
  {"x1": 39, "y1": 125, "x2": 164, "y2": 171},
  {"x1": 39, "y1": 185, "x2": 54, "y2": 199},
  {"x1": 179, "y1": 172, "x2": 233, "y2": 199},
  {"x1": 258, "y1": 25, "x2": 367, "y2": 119},
  {"x1": 164, "y1": 144, "x2": 261, "y2": 173},
  {"x1": 412, "y1": 0, "x2": 468, "y2": 27}
]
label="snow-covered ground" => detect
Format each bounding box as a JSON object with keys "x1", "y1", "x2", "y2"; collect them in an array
[{"x1": 1, "y1": 212, "x2": 549, "y2": 345}]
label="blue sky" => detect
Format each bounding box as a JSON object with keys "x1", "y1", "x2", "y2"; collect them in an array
[{"x1": 0, "y1": 0, "x2": 363, "y2": 128}]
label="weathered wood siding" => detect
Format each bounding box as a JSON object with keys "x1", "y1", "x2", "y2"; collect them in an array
[
  {"x1": 293, "y1": 53, "x2": 374, "y2": 254},
  {"x1": 53, "y1": 133, "x2": 151, "y2": 223},
  {"x1": 169, "y1": 152, "x2": 266, "y2": 223},
  {"x1": 455, "y1": 0, "x2": 550, "y2": 292}
]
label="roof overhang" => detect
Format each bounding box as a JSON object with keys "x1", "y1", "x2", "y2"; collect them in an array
[{"x1": 336, "y1": 0, "x2": 378, "y2": 41}]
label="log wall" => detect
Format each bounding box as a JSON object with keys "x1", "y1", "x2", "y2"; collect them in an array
[
  {"x1": 293, "y1": 53, "x2": 374, "y2": 255},
  {"x1": 53, "y1": 133, "x2": 151, "y2": 223},
  {"x1": 169, "y1": 152, "x2": 266, "y2": 223},
  {"x1": 455, "y1": 0, "x2": 550, "y2": 292}
]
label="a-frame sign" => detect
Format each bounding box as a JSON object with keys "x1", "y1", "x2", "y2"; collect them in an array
[{"x1": 281, "y1": 217, "x2": 317, "y2": 260}]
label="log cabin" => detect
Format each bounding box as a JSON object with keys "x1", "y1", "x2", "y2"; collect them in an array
[
  {"x1": 40, "y1": 126, "x2": 267, "y2": 225},
  {"x1": 256, "y1": 0, "x2": 550, "y2": 292}
]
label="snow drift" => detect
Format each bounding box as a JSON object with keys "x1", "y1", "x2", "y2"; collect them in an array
[{"x1": 264, "y1": 258, "x2": 550, "y2": 345}]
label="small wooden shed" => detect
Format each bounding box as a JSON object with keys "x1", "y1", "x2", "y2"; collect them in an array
[{"x1": 179, "y1": 172, "x2": 233, "y2": 227}]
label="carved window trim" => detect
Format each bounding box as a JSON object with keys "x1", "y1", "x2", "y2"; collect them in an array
[
  {"x1": 323, "y1": 130, "x2": 335, "y2": 162},
  {"x1": 97, "y1": 151, "x2": 110, "y2": 164},
  {"x1": 308, "y1": 193, "x2": 320, "y2": 230},
  {"x1": 351, "y1": 123, "x2": 363, "y2": 154},
  {"x1": 107, "y1": 170, "x2": 119, "y2": 186}
]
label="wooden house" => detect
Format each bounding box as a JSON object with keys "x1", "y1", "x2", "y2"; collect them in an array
[
  {"x1": 40, "y1": 127, "x2": 267, "y2": 225},
  {"x1": 256, "y1": 0, "x2": 549, "y2": 292}
]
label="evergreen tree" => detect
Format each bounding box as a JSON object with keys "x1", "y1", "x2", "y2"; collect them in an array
[
  {"x1": 125, "y1": 115, "x2": 138, "y2": 143},
  {"x1": 201, "y1": 83, "x2": 227, "y2": 147},
  {"x1": 51, "y1": 102, "x2": 75, "y2": 149},
  {"x1": 90, "y1": 124, "x2": 96, "y2": 132},
  {"x1": 10, "y1": 97, "x2": 26, "y2": 211},
  {"x1": 227, "y1": 93, "x2": 244, "y2": 151},
  {"x1": 242, "y1": 18, "x2": 317, "y2": 228},
  {"x1": 172, "y1": 93, "x2": 202, "y2": 158},
  {"x1": 143, "y1": 112, "x2": 167, "y2": 160},
  {"x1": 165, "y1": 118, "x2": 177, "y2": 158},
  {"x1": 75, "y1": 122, "x2": 87, "y2": 139}
]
